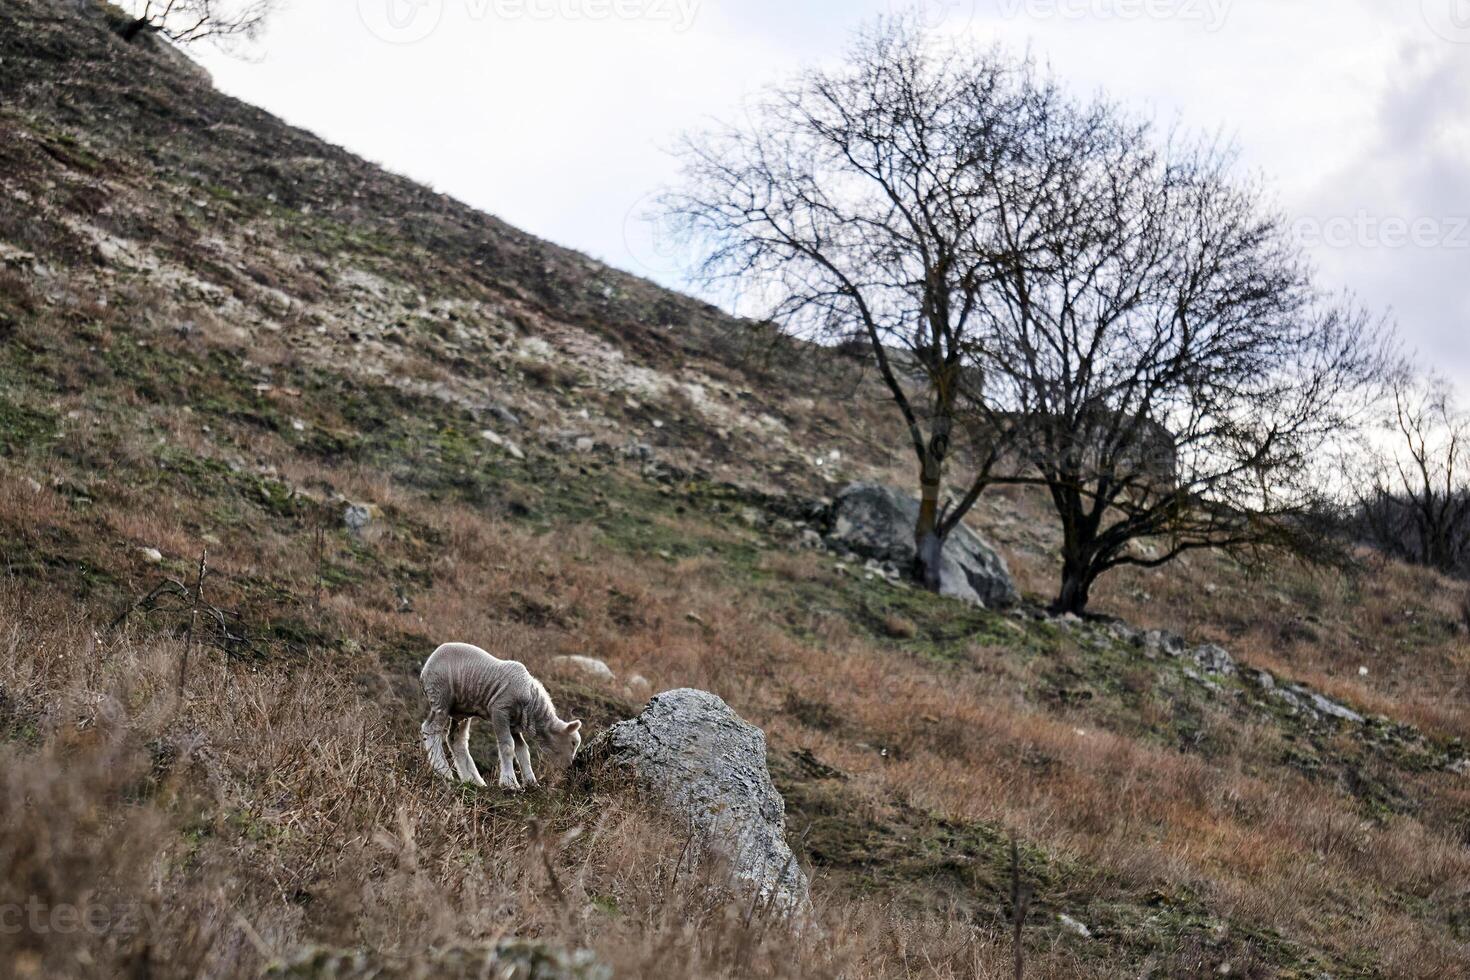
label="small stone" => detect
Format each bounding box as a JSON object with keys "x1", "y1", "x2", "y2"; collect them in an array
[
  {"x1": 553, "y1": 655, "x2": 615, "y2": 681},
  {"x1": 1192, "y1": 644, "x2": 1237, "y2": 676},
  {"x1": 290, "y1": 419, "x2": 306, "y2": 432},
  {"x1": 575, "y1": 437, "x2": 596, "y2": 454},
  {"x1": 343, "y1": 503, "x2": 378, "y2": 534},
  {"x1": 139, "y1": 547, "x2": 164, "y2": 564},
  {"x1": 481, "y1": 429, "x2": 505, "y2": 447},
  {"x1": 1058, "y1": 913, "x2": 1092, "y2": 938},
  {"x1": 1143, "y1": 630, "x2": 1187, "y2": 659},
  {"x1": 23, "y1": 477, "x2": 43, "y2": 495},
  {"x1": 1358, "y1": 666, "x2": 1369, "y2": 677},
  {"x1": 1307, "y1": 691, "x2": 1364, "y2": 725}
]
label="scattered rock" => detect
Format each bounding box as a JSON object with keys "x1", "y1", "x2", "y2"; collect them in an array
[
  {"x1": 1142, "y1": 629, "x2": 1187, "y2": 659},
  {"x1": 1192, "y1": 644, "x2": 1237, "y2": 676},
  {"x1": 592, "y1": 689, "x2": 810, "y2": 914},
  {"x1": 342, "y1": 503, "x2": 378, "y2": 534},
  {"x1": 553, "y1": 655, "x2": 615, "y2": 681},
  {"x1": 826, "y1": 483, "x2": 1017, "y2": 609},
  {"x1": 1183, "y1": 667, "x2": 1223, "y2": 693},
  {"x1": 139, "y1": 547, "x2": 164, "y2": 564},
  {"x1": 265, "y1": 940, "x2": 609, "y2": 980},
  {"x1": 1058, "y1": 913, "x2": 1093, "y2": 939},
  {"x1": 23, "y1": 477, "x2": 43, "y2": 495},
  {"x1": 1305, "y1": 690, "x2": 1365, "y2": 725},
  {"x1": 574, "y1": 436, "x2": 596, "y2": 454},
  {"x1": 490, "y1": 404, "x2": 522, "y2": 428},
  {"x1": 1272, "y1": 685, "x2": 1365, "y2": 725}
]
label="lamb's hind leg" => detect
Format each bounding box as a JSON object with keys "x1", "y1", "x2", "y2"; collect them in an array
[
  {"x1": 450, "y1": 717, "x2": 488, "y2": 788},
  {"x1": 492, "y1": 714, "x2": 521, "y2": 792},
  {"x1": 514, "y1": 732, "x2": 538, "y2": 789},
  {"x1": 420, "y1": 706, "x2": 454, "y2": 781}
]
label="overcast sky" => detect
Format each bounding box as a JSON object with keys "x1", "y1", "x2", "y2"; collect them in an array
[{"x1": 191, "y1": 0, "x2": 1470, "y2": 390}]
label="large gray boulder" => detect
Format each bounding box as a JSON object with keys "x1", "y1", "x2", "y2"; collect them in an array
[
  {"x1": 828, "y1": 483, "x2": 1018, "y2": 608},
  {"x1": 596, "y1": 690, "x2": 810, "y2": 914}
]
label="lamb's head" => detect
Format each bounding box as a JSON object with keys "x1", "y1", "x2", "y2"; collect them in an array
[{"x1": 548, "y1": 718, "x2": 583, "y2": 768}]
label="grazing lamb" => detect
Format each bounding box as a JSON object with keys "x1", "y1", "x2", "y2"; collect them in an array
[{"x1": 419, "y1": 643, "x2": 582, "y2": 791}]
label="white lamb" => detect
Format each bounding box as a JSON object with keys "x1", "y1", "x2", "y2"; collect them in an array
[{"x1": 419, "y1": 643, "x2": 583, "y2": 791}]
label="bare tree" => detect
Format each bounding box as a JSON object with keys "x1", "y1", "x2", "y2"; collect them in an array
[
  {"x1": 975, "y1": 110, "x2": 1388, "y2": 613},
  {"x1": 1353, "y1": 370, "x2": 1470, "y2": 575},
  {"x1": 668, "y1": 18, "x2": 1388, "y2": 610},
  {"x1": 665, "y1": 19, "x2": 1035, "y2": 590},
  {"x1": 116, "y1": 0, "x2": 276, "y2": 48}
]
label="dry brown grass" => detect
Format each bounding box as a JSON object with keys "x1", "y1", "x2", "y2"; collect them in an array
[
  {"x1": 0, "y1": 580, "x2": 1107, "y2": 979},
  {"x1": 5, "y1": 447, "x2": 1467, "y2": 976}
]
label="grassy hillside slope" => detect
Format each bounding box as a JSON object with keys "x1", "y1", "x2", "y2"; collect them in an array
[{"x1": 1, "y1": 2, "x2": 1467, "y2": 977}]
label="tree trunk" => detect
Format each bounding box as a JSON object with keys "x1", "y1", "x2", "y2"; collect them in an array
[
  {"x1": 915, "y1": 469, "x2": 944, "y2": 592},
  {"x1": 913, "y1": 417, "x2": 951, "y2": 593},
  {"x1": 1053, "y1": 552, "x2": 1094, "y2": 616}
]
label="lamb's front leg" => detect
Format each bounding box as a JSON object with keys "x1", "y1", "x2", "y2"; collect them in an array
[
  {"x1": 513, "y1": 732, "x2": 538, "y2": 789},
  {"x1": 450, "y1": 717, "x2": 488, "y2": 788},
  {"x1": 421, "y1": 706, "x2": 454, "y2": 781},
  {"x1": 492, "y1": 716, "x2": 521, "y2": 792}
]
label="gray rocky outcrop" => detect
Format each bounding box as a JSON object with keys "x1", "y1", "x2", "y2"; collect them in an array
[{"x1": 826, "y1": 483, "x2": 1017, "y2": 609}]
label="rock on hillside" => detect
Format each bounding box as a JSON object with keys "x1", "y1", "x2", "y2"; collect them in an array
[
  {"x1": 266, "y1": 941, "x2": 609, "y2": 980},
  {"x1": 593, "y1": 689, "x2": 811, "y2": 914},
  {"x1": 827, "y1": 483, "x2": 1018, "y2": 609}
]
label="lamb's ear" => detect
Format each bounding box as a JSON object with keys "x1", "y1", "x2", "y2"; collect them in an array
[{"x1": 564, "y1": 719, "x2": 582, "y2": 734}]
